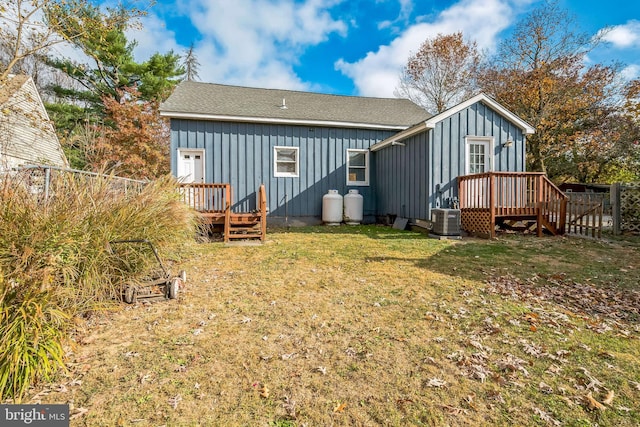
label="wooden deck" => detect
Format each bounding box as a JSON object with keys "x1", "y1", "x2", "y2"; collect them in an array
[
  {"x1": 458, "y1": 172, "x2": 568, "y2": 238},
  {"x1": 178, "y1": 183, "x2": 267, "y2": 242}
]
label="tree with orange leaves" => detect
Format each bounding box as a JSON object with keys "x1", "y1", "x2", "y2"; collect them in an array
[
  {"x1": 395, "y1": 32, "x2": 480, "y2": 114},
  {"x1": 88, "y1": 88, "x2": 169, "y2": 180},
  {"x1": 477, "y1": 1, "x2": 623, "y2": 181}
]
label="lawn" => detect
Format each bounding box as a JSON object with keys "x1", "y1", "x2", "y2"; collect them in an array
[{"x1": 31, "y1": 226, "x2": 640, "y2": 426}]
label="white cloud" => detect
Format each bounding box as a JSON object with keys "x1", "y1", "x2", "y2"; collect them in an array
[
  {"x1": 621, "y1": 64, "x2": 640, "y2": 81},
  {"x1": 171, "y1": 0, "x2": 347, "y2": 89},
  {"x1": 128, "y1": 14, "x2": 182, "y2": 62},
  {"x1": 378, "y1": 0, "x2": 414, "y2": 30},
  {"x1": 123, "y1": 0, "x2": 346, "y2": 90},
  {"x1": 601, "y1": 20, "x2": 640, "y2": 49},
  {"x1": 336, "y1": 0, "x2": 530, "y2": 97}
]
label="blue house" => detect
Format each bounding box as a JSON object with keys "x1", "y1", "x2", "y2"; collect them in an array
[
  {"x1": 371, "y1": 93, "x2": 535, "y2": 221},
  {"x1": 160, "y1": 82, "x2": 535, "y2": 229}
]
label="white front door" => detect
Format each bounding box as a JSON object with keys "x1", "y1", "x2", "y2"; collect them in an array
[
  {"x1": 465, "y1": 138, "x2": 492, "y2": 175},
  {"x1": 463, "y1": 138, "x2": 493, "y2": 208},
  {"x1": 177, "y1": 150, "x2": 204, "y2": 183}
]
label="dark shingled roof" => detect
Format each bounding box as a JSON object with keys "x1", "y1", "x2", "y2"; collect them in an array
[{"x1": 160, "y1": 81, "x2": 431, "y2": 129}]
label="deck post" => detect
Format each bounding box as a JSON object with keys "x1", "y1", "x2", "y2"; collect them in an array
[
  {"x1": 537, "y1": 174, "x2": 544, "y2": 236},
  {"x1": 489, "y1": 173, "x2": 496, "y2": 238},
  {"x1": 536, "y1": 202, "x2": 543, "y2": 237},
  {"x1": 223, "y1": 185, "x2": 232, "y2": 243},
  {"x1": 259, "y1": 184, "x2": 267, "y2": 242},
  {"x1": 611, "y1": 183, "x2": 621, "y2": 235},
  {"x1": 559, "y1": 198, "x2": 567, "y2": 235}
]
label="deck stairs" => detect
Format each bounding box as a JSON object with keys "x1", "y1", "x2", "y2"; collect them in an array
[
  {"x1": 458, "y1": 172, "x2": 568, "y2": 238},
  {"x1": 178, "y1": 182, "x2": 267, "y2": 243}
]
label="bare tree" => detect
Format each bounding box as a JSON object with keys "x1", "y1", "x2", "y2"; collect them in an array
[
  {"x1": 182, "y1": 43, "x2": 200, "y2": 82},
  {"x1": 395, "y1": 32, "x2": 480, "y2": 114}
]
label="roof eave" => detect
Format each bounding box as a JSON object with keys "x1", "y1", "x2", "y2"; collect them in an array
[
  {"x1": 424, "y1": 93, "x2": 535, "y2": 134},
  {"x1": 159, "y1": 111, "x2": 409, "y2": 130},
  {"x1": 370, "y1": 121, "x2": 428, "y2": 152}
]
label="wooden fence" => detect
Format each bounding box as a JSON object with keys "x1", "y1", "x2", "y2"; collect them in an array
[
  {"x1": 611, "y1": 182, "x2": 640, "y2": 235},
  {"x1": 565, "y1": 193, "x2": 604, "y2": 239}
]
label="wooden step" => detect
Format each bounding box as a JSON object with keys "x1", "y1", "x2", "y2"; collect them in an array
[
  {"x1": 229, "y1": 219, "x2": 260, "y2": 226},
  {"x1": 229, "y1": 227, "x2": 261, "y2": 232},
  {"x1": 227, "y1": 233, "x2": 263, "y2": 239}
]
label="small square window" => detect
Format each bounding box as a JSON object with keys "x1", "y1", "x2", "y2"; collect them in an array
[
  {"x1": 346, "y1": 149, "x2": 369, "y2": 186},
  {"x1": 274, "y1": 146, "x2": 299, "y2": 177}
]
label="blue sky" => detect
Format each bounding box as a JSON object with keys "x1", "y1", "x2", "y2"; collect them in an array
[{"x1": 125, "y1": 0, "x2": 640, "y2": 97}]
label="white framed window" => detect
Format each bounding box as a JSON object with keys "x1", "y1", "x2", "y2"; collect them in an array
[
  {"x1": 346, "y1": 149, "x2": 369, "y2": 186},
  {"x1": 274, "y1": 146, "x2": 299, "y2": 177},
  {"x1": 465, "y1": 137, "x2": 493, "y2": 174}
]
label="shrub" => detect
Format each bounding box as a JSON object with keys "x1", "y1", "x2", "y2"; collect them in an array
[
  {"x1": 0, "y1": 282, "x2": 67, "y2": 401},
  {"x1": 0, "y1": 169, "x2": 199, "y2": 399}
]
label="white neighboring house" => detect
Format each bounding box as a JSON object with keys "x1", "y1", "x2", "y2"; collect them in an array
[{"x1": 0, "y1": 74, "x2": 68, "y2": 171}]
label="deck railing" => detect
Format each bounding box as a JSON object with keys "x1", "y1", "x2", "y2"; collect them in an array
[
  {"x1": 178, "y1": 183, "x2": 231, "y2": 213},
  {"x1": 458, "y1": 172, "x2": 567, "y2": 236}
]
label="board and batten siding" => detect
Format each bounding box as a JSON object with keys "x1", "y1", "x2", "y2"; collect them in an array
[
  {"x1": 170, "y1": 119, "x2": 397, "y2": 221},
  {"x1": 374, "y1": 100, "x2": 527, "y2": 222},
  {"x1": 375, "y1": 131, "x2": 430, "y2": 221}
]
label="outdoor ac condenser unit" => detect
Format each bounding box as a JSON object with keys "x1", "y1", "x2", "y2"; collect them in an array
[{"x1": 431, "y1": 208, "x2": 461, "y2": 236}]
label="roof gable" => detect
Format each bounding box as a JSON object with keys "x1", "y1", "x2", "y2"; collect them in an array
[
  {"x1": 371, "y1": 93, "x2": 534, "y2": 152},
  {"x1": 425, "y1": 93, "x2": 534, "y2": 134},
  {"x1": 1, "y1": 75, "x2": 68, "y2": 169},
  {"x1": 160, "y1": 81, "x2": 431, "y2": 130}
]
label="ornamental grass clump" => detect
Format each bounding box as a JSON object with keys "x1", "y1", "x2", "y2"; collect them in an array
[{"x1": 0, "y1": 170, "x2": 199, "y2": 400}]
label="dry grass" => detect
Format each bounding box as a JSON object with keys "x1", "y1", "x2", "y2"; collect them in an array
[
  {"x1": 0, "y1": 171, "x2": 198, "y2": 400},
  {"x1": 29, "y1": 227, "x2": 640, "y2": 426}
]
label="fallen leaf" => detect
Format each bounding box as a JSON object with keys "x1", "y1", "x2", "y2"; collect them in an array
[
  {"x1": 425, "y1": 377, "x2": 447, "y2": 388},
  {"x1": 533, "y1": 407, "x2": 561, "y2": 426},
  {"x1": 283, "y1": 396, "x2": 296, "y2": 418},
  {"x1": 168, "y1": 395, "x2": 182, "y2": 409},
  {"x1": 333, "y1": 402, "x2": 347, "y2": 413},
  {"x1": 602, "y1": 390, "x2": 614, "y2": 405},
  {"x1": 545, "y1": 364, "x2": 561, "y2": 375},
  {"x1": 259, "y1": 385, "x2": 270, "y2": 398},
  {"x1": 464, "y1": 393, "x2": 478, "y2": 411},
  {"x1": 441, "y1": 404, "x2": 467, "y2": 415},
  {"x1": 469, "y1": 340, "x2": 484, "y2": 350},
  {"x1": 585, "y1": 392, "x2": 606, "y2": 411},
  {"x1": 69, "y1": 407, "x2": 88, "y2": 420},
  {"x1": 281, "y1": 353, "x2": 297, "y2": 360},
  {"x1": 539, "y1": 382, "x2": 553, "y2": 394}
]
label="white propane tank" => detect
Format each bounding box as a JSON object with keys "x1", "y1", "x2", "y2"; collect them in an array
[
  {"x1": 343, "y1": 189, "x2": 363, "y2": 225},
  {"x1": 322, "y1": 190, "x2": 343, "y2": 225}
]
